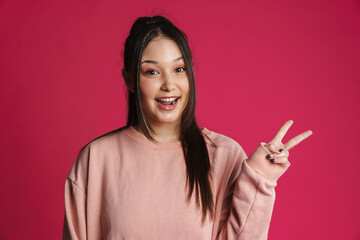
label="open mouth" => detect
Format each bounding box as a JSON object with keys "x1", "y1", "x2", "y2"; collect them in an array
[{"x1": 156, "y1": 97, "x2": 180, "y2": 106}]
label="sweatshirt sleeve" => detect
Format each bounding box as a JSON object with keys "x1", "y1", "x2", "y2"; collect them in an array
[
  {"x1": 63, "y1": 145, "x2": 90, "y2": 240},
  {"x1": 216, "y1": 144, "x2": 277, "y2": 240},
  {"x1": 63, "y1": 178, "x2": 87, "y2": 240}
]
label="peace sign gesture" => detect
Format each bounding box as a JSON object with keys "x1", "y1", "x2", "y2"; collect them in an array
[{"x1": 246, "y1": 120, "x2": 313, "y2": 182}]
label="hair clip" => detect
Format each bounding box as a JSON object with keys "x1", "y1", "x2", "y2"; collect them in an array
[{"x1": 145, "y1": 20, "x2": 157, "y2": 25}]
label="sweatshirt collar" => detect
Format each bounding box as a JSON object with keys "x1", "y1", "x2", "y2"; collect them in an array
[{"x1": 124, "y1": 125, "x2": 211, "y2": 150}]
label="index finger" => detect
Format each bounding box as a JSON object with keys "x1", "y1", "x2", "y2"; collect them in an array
[
  {"x1": 284, "y1": 130, "x2": 313, "y2": 150},
  {"x1": 272, "y1": 120, "x2": 294, "y2": 143}
]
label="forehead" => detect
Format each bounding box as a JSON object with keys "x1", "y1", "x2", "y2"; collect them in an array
[{"x1": 141, "y1": 36, "x2": 183, "y2": 62}]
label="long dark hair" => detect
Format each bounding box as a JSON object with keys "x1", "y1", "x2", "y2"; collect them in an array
[{"x1": 123, "y1": 15, "x2": 214, "y2": 222}]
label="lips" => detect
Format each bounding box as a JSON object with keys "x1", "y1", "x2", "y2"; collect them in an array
[
  {"x1": 155, "y1": 96, "x2": 180, "y2": 105},
  {"x1": 156, "y1": 96, "x2": 180, "y2": 100}
]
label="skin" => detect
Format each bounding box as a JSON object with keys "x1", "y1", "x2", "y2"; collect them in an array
[
  {"x1": 123, "y1": 36, "x2": 190, "y2": 142},
  {"x1": 246, "y1": 120, "x2": 313, "y2": 182},
  {"x1": 123, "y1": 37, "x2": 313, "y2": 182}
]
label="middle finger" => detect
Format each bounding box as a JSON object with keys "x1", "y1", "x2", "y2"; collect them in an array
[{"x1": 285, "y1": 130, "x2": 313, "y2": 150}]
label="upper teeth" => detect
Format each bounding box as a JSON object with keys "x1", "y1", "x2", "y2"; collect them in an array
[{"x1": 158, "y1": 97, "x2": 178, "y2": 102}]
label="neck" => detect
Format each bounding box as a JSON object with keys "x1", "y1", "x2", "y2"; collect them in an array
[{"x1": 134, "y1": 122, "x2": 180, "y2": 143}]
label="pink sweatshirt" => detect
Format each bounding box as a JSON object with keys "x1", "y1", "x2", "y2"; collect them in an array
[{"x1": 63, "y1": 126, "x2": 277, "y2": 240}]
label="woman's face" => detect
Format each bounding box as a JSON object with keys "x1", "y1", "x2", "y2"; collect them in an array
[{"x1": 139, "y1": 36, "x2": 190, "y2": 128}]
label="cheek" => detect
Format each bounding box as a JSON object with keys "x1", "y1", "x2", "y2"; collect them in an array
[
  {"x1": 180, "y1": 79, "x2": 190, "y2": 99},
  {"x1": 139, "y1": 80, "x2": 157, "y2": 98}
]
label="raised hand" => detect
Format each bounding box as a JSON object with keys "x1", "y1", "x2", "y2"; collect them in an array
[{"x1": 246, "y1": 120, "x2": 313, "y2": 182}]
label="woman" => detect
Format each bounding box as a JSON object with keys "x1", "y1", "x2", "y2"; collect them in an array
[{"x1": 63, "y1": 15, "x2": 312, "y2": 239}]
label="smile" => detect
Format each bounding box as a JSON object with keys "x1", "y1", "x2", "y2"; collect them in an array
[
  {"x1": 156, "y1": 97, "x2": 179, "y2": 105},
  {"x1": 155, "y1": 97, "x2": 180, "y2": 110}
]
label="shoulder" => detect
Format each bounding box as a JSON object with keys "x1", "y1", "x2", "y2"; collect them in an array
[
  {"x1": 202, "y1": 127, "x2": 246, "y2": 157},
  {"x1": 79, "y1": 126, "x2": 129, "y2": 153},
  {"x1": 202, "y1": 127, "x2": 248, "y2": 179},
  {"x1": 67, "y1": 126, "x2": 129, "y2": 180}
]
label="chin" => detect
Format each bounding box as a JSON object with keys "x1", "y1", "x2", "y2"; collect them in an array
[
  {"x1": 156, "y1": 117, "x2": 180, "y2": 125},
  {"x1": 145, "y1": 104, "x2": 185, "y2": 126},
  {"x1": 152, "y1": 113, "x2": 181, "y2": 125}
]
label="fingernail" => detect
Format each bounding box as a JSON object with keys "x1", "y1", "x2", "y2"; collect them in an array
[
  {"x1": 279, "y1": 149, "x2": 283, "y2": 152},
  {"x1": 272, "y1": 159, "x2": 277, "y2": 163},
  {"x1": 267, "y1": 154, "x2": 273, "y2": 159}
]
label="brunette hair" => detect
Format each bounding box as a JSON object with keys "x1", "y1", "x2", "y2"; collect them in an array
[{"x1": 122, "y1": 15, "x2": 214, "y2": 222}]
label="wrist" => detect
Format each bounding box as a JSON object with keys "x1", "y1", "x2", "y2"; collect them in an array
[{"x1": 246, "y1": 143, "x2": 279, "y2": 182}]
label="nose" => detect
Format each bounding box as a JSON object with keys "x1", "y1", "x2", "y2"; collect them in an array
[{"x1": 160, "y1": 72, "x2": 176, "y2": 91}]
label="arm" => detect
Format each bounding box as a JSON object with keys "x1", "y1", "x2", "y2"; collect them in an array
[
  {"x1": 63, "y1": 178, "x2": 87, "y2": 240},
  {"x1": 216, "y1": 120, "x2": 312, "y2": 239},
  {"x1": 63, "y1": 146, "x2": 90, "y2": 240},
  {"x1": 216, "y1": 144, "x2": 277, "y2": 240}
]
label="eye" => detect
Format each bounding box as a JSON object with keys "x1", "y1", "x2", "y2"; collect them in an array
[
  {"x1": 144, "y1": 69, "x2": 159, "y2": 75},
  {"x1": 175, "y1": 67, "x2": 186, "y2": 73}
]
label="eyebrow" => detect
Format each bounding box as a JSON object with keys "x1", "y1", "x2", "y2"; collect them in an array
[{"x1": 141, "y1": 56, "x2": 184, "y2": 65}]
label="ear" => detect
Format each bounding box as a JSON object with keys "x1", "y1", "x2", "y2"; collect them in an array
[{"x1": 122, "y1": 68, "x2": 135, "y2": 93}]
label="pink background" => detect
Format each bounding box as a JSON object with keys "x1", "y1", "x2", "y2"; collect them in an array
[{"x1": 1, "y1": 0, "x2": 359, "y2": 239}]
